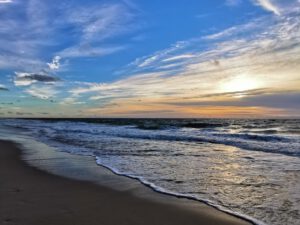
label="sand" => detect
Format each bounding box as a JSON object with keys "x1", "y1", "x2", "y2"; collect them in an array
[{"x1": 0, "y1": 140, "x2": 251, "y2": 225}]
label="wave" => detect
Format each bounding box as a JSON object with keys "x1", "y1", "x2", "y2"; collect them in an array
[
  {"x1": 2, "y1": 119, "x2": 300, "y2": 157},
  {"x1": 210, "y1": 132, "x2": 290, "y2": 142},
  {"x1": 42, "y1": 129, "x2": 300, "y2": 157},
  {"x1": 95, "y1": 157, "x2": 264, "y2": 225}
]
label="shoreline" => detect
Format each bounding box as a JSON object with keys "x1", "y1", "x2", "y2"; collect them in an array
[
  {"x1": 1, "y1": 140, "x2": 251, "y2": 225},
  {"x1": 95, "y1": 159, "x2": 259, "y2": 225}
]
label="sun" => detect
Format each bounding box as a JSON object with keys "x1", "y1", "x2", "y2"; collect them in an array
[{"x1": 220, "y1": 75, "x2": 262, "y2": 93}]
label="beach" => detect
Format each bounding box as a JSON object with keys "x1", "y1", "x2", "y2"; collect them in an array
[
  {"x1": 1, "y1": 0, "x2": 300, "y2": 224},
  {"x1": 0, "y1": 140, "x2": 251, "y2": 225}
]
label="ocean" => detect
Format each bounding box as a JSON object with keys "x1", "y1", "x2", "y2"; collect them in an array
[{"x1": 1, "y1": 118, "x2": 299, "y2": 225}]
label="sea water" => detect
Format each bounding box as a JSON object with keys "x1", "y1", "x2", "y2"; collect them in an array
[{"x1": 1, "y1": 118, "x2": 299, "y2": 225}]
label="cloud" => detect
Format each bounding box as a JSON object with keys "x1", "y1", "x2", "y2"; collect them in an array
[
  {"x1": 165, "y1": 92, "x2": 300, "y2": 109},
  {"x1": 59, "y1": 45, "x2": 126, "y2": 58},
  {"x1": 129, "y1": 41, "x2": 188, "y2": 69},
  {"x1": 0, "y1": 0, "x2": 12, "y2": 3},
  {"x1": 15, "y1": 112, "x2": 33, "y2": 116},
  {"x1": 1, "y1": 0, "x2": 299, "y2": 117},
  {"x1": 239, "y1": 92, "x2": 300, "y2": 109},
  {"x1": 14, "y1": 72, "x2": 60, "y2": 86},
  {"x1": 67, "y1": 9, "x2": 300, "y2": 117},
  {"x1": 0, "y1": 0, "x2": 56, "y2": 70},
  {"x1": 57, "y1": 3, "x2": 135, "y2": 58},
  {"x1": 254, "y1": 0, "x2": 281, "y2": 15},
  {"x1": 66, "y1": 4, "x2": 133, "y2": 42},
  {"x1": 60, "y1": 97, "x2": 85, "y2": 105},
  {"x1": 130, "y1": 9, "x2": 300, "y2": 74},
  {"x1": 0, "y1": 84, "x2": 8, "y2": 91},
  {"x1": 195, "y1": 89, "x2": 269, "y2": 99},
  {"x1": 202, "y1": 21, "x2": 259, "y2": 40},
  {"x1": 47, "y1": 56, "x2": 61, "y2": 70},
  {"x1": 163, "y1": 54, "x2": 195, "y2": 62},
  {"x1": 0, "y1": 1, "x2": 137, "y2": 71},
  {"x1": 0, "y1": 54, "x2": 45, "y2": 71},
  {"x1": 25, "y1": 85, "x2": 58, "y2": 99}
]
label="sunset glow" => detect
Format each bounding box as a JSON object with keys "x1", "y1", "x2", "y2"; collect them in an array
[
  {"x1": 220, "y1": 75, "x2": 262, "y2": 93},
  {"x1": 0, "y1": 0, "x2": 299, "y2": 118}
]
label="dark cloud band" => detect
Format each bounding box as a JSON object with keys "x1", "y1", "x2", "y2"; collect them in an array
[{"x1": 14, "y1": 72, "x2": 60, "y2": 86}]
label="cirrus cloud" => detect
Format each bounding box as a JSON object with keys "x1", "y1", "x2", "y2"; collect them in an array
[{"x1": 254, "y1": 0, "x2": 281, "y2": 15}]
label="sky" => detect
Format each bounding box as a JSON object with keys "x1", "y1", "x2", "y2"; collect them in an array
[{"x1": 0, "y1": 0, "x2": 299, "y2": 118}]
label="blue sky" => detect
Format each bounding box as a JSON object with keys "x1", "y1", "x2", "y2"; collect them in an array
[{"x1": 0, "y1": 0, "x2": 300, "y2": 118}]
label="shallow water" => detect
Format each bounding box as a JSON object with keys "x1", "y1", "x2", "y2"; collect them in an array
[{"x1": 1, "y1": 118, "x2": 300, "y2": 225}]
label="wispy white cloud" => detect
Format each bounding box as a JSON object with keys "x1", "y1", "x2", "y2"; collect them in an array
[
  {"x1": 202, "y1": 21, "x2": 260, "y2": 40},
  {"x1": 0, "y1": 1, "x2": 137, "y2": 70},
  {"x1": 124, "y1": 41, "x2": 188, "y2": 72},
  {"x1": 125, "y1": 9, "x2": 300, "y2": 75},
  {"x1": 0, "y1": 55, "x2": 44, "y2": 71},
  {"x1": 67, "y1": 9, "x2": 300, "y2": 116},
  {"x1": 25, "y1": 85, "x2": 58, "y2": 99},
  {"x1": 163, "y1": 54, "x2": 195, "y2": 62},
  {"x1": 57, "y1": 3, "x2": 135, "y2": 58},
  {"x1": 0, "y1": 1, "x2": 57, "y2": 70},
  {"x1": 0, "y1": 0, "x2": 12, "y2": 3},
  {"x1": 59, "y1": 45, "x2": 126, "y2": 58},
  {"x1": 66, "y1": 4, "x2": 133, "y2": 42},
  {"x1": 254, "y1": 0, "x2": 281, "y2": 15},
  {"x1": 60, "y1": 97, "x2": 85, "y2": 105}
]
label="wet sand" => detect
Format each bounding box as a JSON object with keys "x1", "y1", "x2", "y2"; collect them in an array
[{"x1": 0, "y1": 140, "x2": 251, "y2": 225}]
